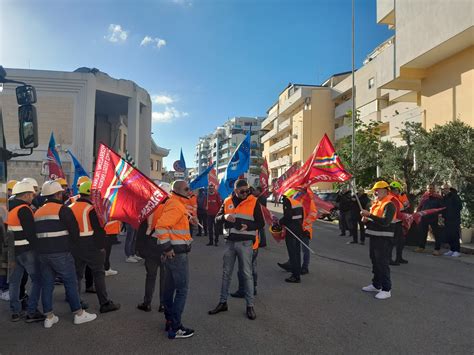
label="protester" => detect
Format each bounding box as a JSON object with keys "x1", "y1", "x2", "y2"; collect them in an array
[
  {"x1": 205, "y1": 184, "x2": 222, "y2": 246},
  {"x1": 231, "y1": 232, "x2": 259, "y2": 298},
  {"x1": 389, "y1": 182, "x2": 409, "y2": 265},
  {"x1": 124, "y1": 223, "x2": 139, "y2": 263},
  {"x1": 196, "y1": 188, "x2": 208, "y2": 236},
  {"x1": 361, "y1": 181, "x2": 396, "y2": 300},
  {"x1": 352, "y1": 188, "x2": 370, "y2": 245},
  {"x1": 104, "y1": 220, "x2": 121, "y2": 276},
  {"x1": 441, "y1": 184, "x2": 463, "y2": 257},
  {"x1": 69, "y1": 181, "x2": 120, "y2": 313},
  {"x1": 277, "y1": 189, "x2": 305, "y2": 283},
  {"x1": 253, "y1": 186, "x2": 268, "y2": 247},
  {"x1": 55, "y1": 178, "x2": 71, "y2": 203},
  {"x1": 7, "y1": 180, "x2": 17, "y2": 199},
  {"x1": 209, "y1": 179, "x2": 263, "y2": 320},
  {"x1": 186, "y1": 191, "x2": 198, "y2": 237},
  {"x1": 336, "y1": 188, "x2": 353, "y2": 237},
  {"x1": 6, "y1": 180, "x2": 44, "y2": 322},
  {"x1": 34, "y1": 180, "x2": 97, "y2": 328},
  {"x1": 156, "y1": 180, "x2": 196, "y2": 339},
  {"x1": 415, "y1": 184, "x2": 443, "y2": 255}
]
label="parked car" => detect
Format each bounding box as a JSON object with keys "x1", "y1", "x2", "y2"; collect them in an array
[{"x1": 315, "y1": 192, "x2": 338, "y2": 221}]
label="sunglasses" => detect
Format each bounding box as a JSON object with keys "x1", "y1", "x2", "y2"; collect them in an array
[{"x1": 238, "y1": 189, "x2": 250, "y2": 195}]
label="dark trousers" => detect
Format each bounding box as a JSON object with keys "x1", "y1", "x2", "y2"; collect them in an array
[
  {"x1": 207, "y1": 214, "x2": 220, "y2": 244},
  {"x1": 197, "y1": 211, "x2": 208, "y2": 235},
  {"x1": 85, "y1": 266, "x2": 93, "y2": 289},
  {"x1": 352, "y1": 217, "x2": 366, "y2": 243},
  {"x1": 104, "y1": 236, "x2": 115, "y2": 270},
  {"x1": 418, "y1": 220, "x2": 441, "y2": 250},
  {"x1": 143, "y1": 255, "x2": 165, "y2": 306},
  {"x1": 73, "y1": 247, "x2": 109, "y2": 306},
  {"x1": 258, "y1": 228, "x2": 267, "y2": 247},
  {"x1": 390, "y1": 223, "x2": 405, "y2": 261},
  {"x1": 20, "y1": 271, "x2": 28, "y2": 300},
  {"x1": 445, "y1": 224, "x2": 461, "y2": 252},
  {"x1": 339, "y1": 211, "x2": 353, "y2": 235},
  {"x1": 369, "y1": 236, "x2": 392, "y2": 291},
  {"x1": 285, "y1": 231, "x2": 301, "y2": 278}
]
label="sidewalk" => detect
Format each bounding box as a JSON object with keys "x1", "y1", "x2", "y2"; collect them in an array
[{"x1": 268, "y1": 204, "x2": 474, "y2": 255}]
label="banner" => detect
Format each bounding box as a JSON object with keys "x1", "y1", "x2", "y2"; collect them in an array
[
  {"x1": 218, "y1": 133, "x2": 251, "y2": 198},
  {"x1": 47, "y1": 132, "x2": 65, "y2": 179},
  {"x1": 91, "y1": 144, "x2": 168, "y2": 229},
  {"x1": 259, "y1": 157, "x2": 269, "y2": 196},
  {"x1": 189, "y1": 162, "x2": 216, "y2": 190},
  {"x1": 67, "y1": 150, "x2": 89, "y2": 194},
  {"x1": 401, "y1": 208, "x2": 445, "y2": 236},
  {"x1": 278, "y1": 134, "x2": 351, "y2": 194},
  {"x1": 272, "y1": 163, "x2": 299, "y2": 199}
]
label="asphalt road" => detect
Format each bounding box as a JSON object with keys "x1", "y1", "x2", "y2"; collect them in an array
[{"x1": 1, "y1": 214, "x2": 473, "y2": 355}]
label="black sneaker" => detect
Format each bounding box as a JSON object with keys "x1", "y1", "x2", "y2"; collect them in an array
[
  {"x1": 25, "y1": 311, "x2": 46, "y2": 323},
  {"x1": 277, "y1": 262, "x2": 291, "y2": 272},
  {"x1": 11, "y1": 313, "x2": 24, "y2": 322},
  {"x1": 230, "y1": 291, "x2": 245, "y2": 298},
  {"x1": 137, "y1": 303, "x2": 151, "y2": 312},
  {"x1": 397, "y1": 258, "x2": 408, "y2": 264},
  {"x1": 168, "y1": 326, "x2": 194, "y2": 339},
  {"x1": 389, "y1": 260, "x2": 400, "y2": 266},
  {"x1": 206, "y1": 242, "x2": 213, "y2": 246},
  {"x1": 100, "y1": 301, "x2": 121, "y2": 313},
  {"x1": 285, "y1": 276, "x2": 301, "y2": 283},
  {"x1": 301, "y1": 268, "x2": 309, "y2": 275}
]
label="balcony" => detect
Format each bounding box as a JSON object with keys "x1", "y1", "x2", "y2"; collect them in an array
[
  {"x1": 335, "y1": 125, "x2": 352, "y2": 141},
  {"x1": 334, "y1": 99, "x2": 353, "y2": 119},
  {"x1": 389, "y1": 107, "x2": 424, "y2": 137},
  {"x1": 261, "y1": 110, "x2": 278, "y2": 129},
  {"x1": 268, "y1": 136, "x2": 292, "y2": 154},
  {"x1": 376, "y1": 0, "x2": 394, "y2": 25},
  {"x1": 261, "y1": 126, "x2": 277, "y2": 143},
  {"x1": 278, "y1": 118, "x2": 291, "y2": 133},
  {"x1": 220, "y1": 152, "x2": 230, "y2": 160},
  {"x1": 279, "y1": 87, "x2": 307, "y2": 115},
  {"x1": 268, "y1": 155, "x2": 291, "y2": 169}
]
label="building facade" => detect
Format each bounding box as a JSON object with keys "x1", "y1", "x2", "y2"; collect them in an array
[
  {"x1": 150, "y1": 139, "x2": 169, "y2": 181},
  {"x1": 0, "y1": 67, "x2": 154, "y2": 184}
]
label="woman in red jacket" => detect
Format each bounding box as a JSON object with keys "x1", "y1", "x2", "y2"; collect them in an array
[{"x1": 206, "y1": 184, "x2": 223, "y2": 246}]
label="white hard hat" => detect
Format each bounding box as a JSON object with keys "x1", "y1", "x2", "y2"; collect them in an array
[
  {"x1": 22, "y1": 177, "x2": 39, "y2": 188},
  {"x1": 159, "y1": 182, "x2": 171, "y2": 194},
  {"x1": 12, "y1": 181, "x2": 36, "y2": 195},
  {"x1": 41, "y1": 181, "x2": 64, "y2": 196}
]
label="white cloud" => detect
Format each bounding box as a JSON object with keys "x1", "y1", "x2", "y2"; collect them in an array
[
  {"x1": 172, "y1": 0, "x2": 192, "y2": 6},
  {"x1": 152, "y1": 95, "x2": 174, "y2": 105},
  {"x1": 104, "y1": 24, "x2": 128, "y2": 43},
  {"x1": 152, "y1": 107, "x2": 188, "y2": 123},
  {"x1": 140, "y1": 36, "x2": 153, "y2": 46},
  {"x1": 141, "y1": 36, "x2": 167, "y2": 49}
]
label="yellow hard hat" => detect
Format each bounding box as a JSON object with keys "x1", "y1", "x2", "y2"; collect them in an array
[
  {"x1": 56, "y1": 178, "x2": 68, "y2": 187},
  {"x1": 371, "y1": 181, "x2": 390, "y2": 190},
  {"x1": 7, "y1": 180, "x2": 18, "y2": 190},
  {"x1": 79, "y1": 181, "x2": 91, "y2": 196},
  {"x1": 77, "y1": 176, "x2": 91, "y2": 186}
]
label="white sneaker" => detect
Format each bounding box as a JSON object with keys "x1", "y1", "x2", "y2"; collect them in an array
[
  {"x1": 44, "y1": 315, "x2": 59, "y2": 328},
  {"x1": 133, "y1": 255, "x2": 143, "y2": 261},
  {"x1": 0, "y1": 290, "x2": 10, "y2": 301},
  {"x1": 451, "y1": 251, "x2": 461, "y2": 257},
  {"x1": 74, "y1": 311, "x2": 97, "y2": 325},
  {"x1": 362, "y1": 284, "x2": 381, "y2": 292},
  {"x1": 125, "y1": 256, "x2": 138, "y2": 263},
  {"x1": 105, "y1": 269, "x2": 118, "y2": 276},
  {"x1": 375, "y1": 290, "x2": 392, "y2": 300},
  {"x1": 443, "y1": 250, "x2": 454, "y2": 256}
]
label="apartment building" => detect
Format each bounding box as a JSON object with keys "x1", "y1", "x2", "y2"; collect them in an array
[
  {"x1": 261, "y1": 84, "x2": 334, "y2": 187},
  {"x1": 194, "y1": 117, "x2": 264, "y2": 185},
  {"x1": 150, "y1": 139, "x2": 169, "y2": 181}
]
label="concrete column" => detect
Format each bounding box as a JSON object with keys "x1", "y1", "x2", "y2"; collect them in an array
[
  {"x1": 127, "y1": 92, "x2": 140, "y2": 166},
  {"x1": 138, "y1": 102, "x2": 151, "y2": 175}
]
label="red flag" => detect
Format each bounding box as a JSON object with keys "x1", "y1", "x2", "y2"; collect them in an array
[
  {"x1": 272, "y1": 163, "x2": 299, "y2": 199},
  {"x1": 259, "y1": 158, "x2": 270, "y2": 196},
  {"x1": 47, "y1": 148, "x2": 65, "y2": 179},
  {"x1": 400, "y1": 208, "x2": 445, "y2": 235},
  {"x1": 312, "y1": 194, "x2": 335, "y2": 217},
  {"x1": 260, "y1": 205, "x2": 286, "y2": 242},
  {"x1": 91, "y1": 144, "x2": 168, "y2": 229},
  {"x1": 278, "y1": 134, "x2": 351, "y2": 194},
  {"x1": 208, "y1": 164, "x2": 219, "y2": 188},
  {"x1": 261, "y1": 204, "x2": 274, "y2": 225}
]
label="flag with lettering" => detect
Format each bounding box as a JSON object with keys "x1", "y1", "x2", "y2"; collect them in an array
[
  {"x1": 259, "y1": 157, "x2": 270, "y2": 196},
  {"x1": 47, "y1": 132, "x2": 65, "y2": 179},
  {"x1": 91, "y1": 144, "x2": 168, "y2": 229},
  {"x1": 278, "y1": 134, "x2": 351, "y2": 194}
]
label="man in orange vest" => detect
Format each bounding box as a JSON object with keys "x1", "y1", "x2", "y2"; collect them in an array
[
  {"x1": 69, "y1": 181, "x2": 120, "y2": 314},
  {"x1": 361, "y1": 181, "x2": 396, "y2": 300},
  {"x1": 35, "y1": 180, "x2": 97, "y2": 328},
  {"x1": 156, "y1": 180, "x2": 195, "y2": 339},
  {"x1": 209, "y1": 179, "x2": 264, "y2": 320},
  {"x1": 389, "y1": 181, "x2": 409, "y2": 265},
  {"x1": 230, "y1": 233, "x2": 260, "y2": 298},
  {"x1": 6, "y1": 180, "x2": 44, "y2": 323}
]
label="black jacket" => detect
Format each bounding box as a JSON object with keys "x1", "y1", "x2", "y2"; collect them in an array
[
  {"x1": 279, "y1": 196, "x2": 304, "y2": 236},
  {"x1": 442, "y1": 189, "x2": 462, "y2": 227}
]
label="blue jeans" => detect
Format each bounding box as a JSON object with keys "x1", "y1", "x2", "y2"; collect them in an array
[
  {"x1": 220, "y1": 240, "x2": 254, "y2": 307},
  {"x1": 124, "y1": 224, "x2": 136, "y2": 257},
  {"x1": 39, "y1": 252, "x2": 81, "y2": 314},
  {"x1": 163, "y1": 253, "x2": 189, "y2": 331},
  {"x1": 9, "y1": 250, "x2": 42, "y2": 315},
  {"x1": 237, "y1": 249, "x2": 258, "y2": 293},
  {"x1": 301, "y1": 234, "x2": 310, "y2": 269}
]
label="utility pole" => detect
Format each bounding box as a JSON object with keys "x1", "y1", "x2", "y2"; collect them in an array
[{"x1": 351, "y1": 0, "x2": 356, "y2": 167}]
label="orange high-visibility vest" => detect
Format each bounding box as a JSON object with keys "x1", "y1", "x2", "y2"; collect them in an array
[
  {"x1": 7, "y1": 204, "x2": 33, "y2": 247},
  {"x1": 34, "y1": 202, "x2": 69, "y2": 239},
  {"x1": 370, "y1": 195, "x2": 394, "y2": 218},
  {"x1": 365, "y1": 195, "x2": 396, "y2": 238},
  {"x1": 253, "y1": 233, "x2": 260, "y2": 250},
  {"x1": 104, "y1": 220, "x2": 121, "y2": 235},
  {"x1": 223, "y1": 194, "x2": 258, "y2": 240},
  {"x1": 303, "y1": 199, "x2": 318, "y2": 239},
  {"x1": 69, "y1": 201, "x2": 94, "y2": 237}
]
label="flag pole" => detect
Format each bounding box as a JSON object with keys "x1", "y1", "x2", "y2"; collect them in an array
[
  {"x1": 284, "y1": 226, "x2": 316, "y2": 255},
  {"x1": 349, "y1": 180, "x2": 363, "y2": 210}
]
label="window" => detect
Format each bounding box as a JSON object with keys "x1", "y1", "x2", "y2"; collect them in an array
[
  {"x1": 368, "y1": 77, "x2": 375, "y2": 89},
  {"x1": 150, "y1": 159, "x2": 154, "y2": 171},
  {"x1": 123, "y1": 133, "x2": 127, "y2": 151},
  {"x1": 294, "y1": 147, "x2": 297, "y2": 154},
  {"x1": 156, "y1": 160, "x2": 161, "y2": 171}
]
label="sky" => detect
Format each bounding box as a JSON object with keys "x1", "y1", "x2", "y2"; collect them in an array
[{"x1": 0, "y1": 0, "x2": 392, "y2": 169}]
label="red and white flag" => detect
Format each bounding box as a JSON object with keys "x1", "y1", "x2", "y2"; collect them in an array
[
  {"x1": 259, "y1": 157, "x2": 270, "y2": 196},
  {"x1": 91, "y1": 144, "x2": 168, "y2": 229}
]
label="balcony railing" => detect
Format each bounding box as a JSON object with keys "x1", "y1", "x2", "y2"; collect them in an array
[
  {"x1": 389, "y1": 107, "x2": 424, "y2": 136},
  {"x1": 261, "y1": 110, "x2": 278, "y2": 129},
  {"x1": 268, "y1": 136, "x2": 291, "y2": 154},
  {"x1": 268, "y1": 155, "x2": 291, "y2": 169},
  {"x1": 334, "y1": 99, "x2": 353, "y2": 119},
  {"x1": 335, "y1": 125, "x2": 352, "y2": 141},
  {"x1": 278, "y1": 118, "x2": 291, "y2": 132},
  {"x1": 261, "y1": 126, "x2": 277, "y2": 143}
]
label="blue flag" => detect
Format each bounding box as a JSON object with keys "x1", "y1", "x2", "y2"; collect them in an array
[
  {"x1": 179, "y1": 148, "x2": 187, "y2": 170},
  {"x1": 189, "y1": 162, "x2": 216, "y2": 191},
  {"x1": 218, "y1": 133, "x2": 251, "y2": 198},
  {"x1": 48, "y1": 132, "x2": 62, "y2": 167},
  {"x1": 67, "y1": 150, "x2": 89, "y2": 194}
]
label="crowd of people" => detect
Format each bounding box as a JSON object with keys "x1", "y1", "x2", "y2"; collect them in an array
[{"x1": 0, "y1": 173, "x2": 464, "y2": 339}]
